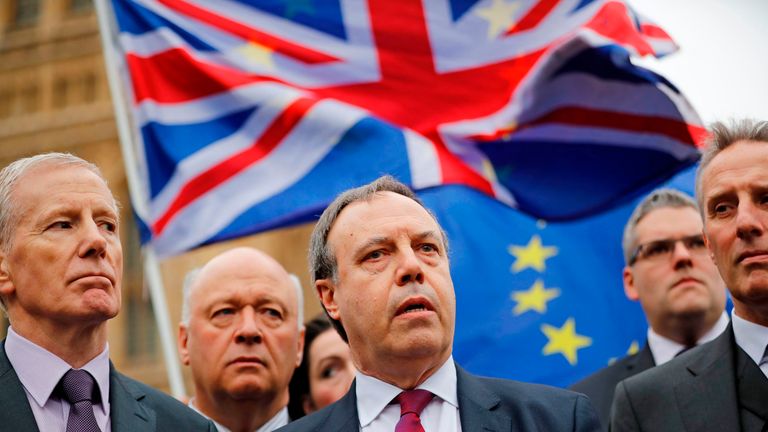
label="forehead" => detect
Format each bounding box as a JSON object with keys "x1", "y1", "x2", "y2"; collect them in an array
[
  {"x1": 13, "y1": 164, "x2": 115, "y2": 215},
  {"x1": 328, "y1": 192, "x2": 440, "y2": 245},
  {"x1": 634, "y1": 206, "x2": 702, "y2": 241},
  {"x1": 191, "y1": 262, "x2": 297, "y2": 310},
  {"x1": 702, "y1": 140, "x2": 768, "y2": 197}
]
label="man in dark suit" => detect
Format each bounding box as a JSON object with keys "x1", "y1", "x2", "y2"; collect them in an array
[
  {"x1": 278, "y1": 176, "x2": 601, "y2": 432},
  {"x1": 0, "y1": 153, "x2": 214, "y2": 431},
  {"x1": 570, "y1": 189, "x2": 728, "y2": 427},
  {"x1": 611, "y1": 119, "x2": 768, "y2": 431}
]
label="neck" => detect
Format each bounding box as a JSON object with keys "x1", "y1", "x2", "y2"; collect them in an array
[
  {"x1": 733, "y1": 301, "x2": 768, "y2": 327},
  {"x1": 194, "y1": 390, "x2": 287, "y2": 432},
  {"x1": 10, "y1": 316, "x2": 107, "y2": 368},
  {"x1": 658, "y1": 311, "x2": 721, "y2": 347},
  {"x1": 356, "y1": 352, "x2": 450, "y2": 389}
]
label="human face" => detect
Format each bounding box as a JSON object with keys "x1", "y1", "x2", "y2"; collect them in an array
[
  {"x1": 701, "y1": 140, "x2": 768, "y2": 325},
  {"x1": 623, "y1": 207, "x2": 725, "y2": 337},
  {"x1": 304, "y1": 329, "x2": 355, "y2": 414},
  {"x1": 317, "y1": 192, "x2": 455, "y2": 385},
  {"x1": 0, "y1": 164, "x2": 122, "y2": 329},
  {"x1": 179, "y1": 249, "x2": 304, "y2": 405}
]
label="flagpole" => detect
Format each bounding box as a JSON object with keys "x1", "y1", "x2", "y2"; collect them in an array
[{"x1": 93, "y1": 0, "x2": 186, "y2": 398}]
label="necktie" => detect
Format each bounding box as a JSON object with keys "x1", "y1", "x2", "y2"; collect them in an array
[
  {"x1": 759, "y1": 343, "x2": 768, "y2": 375},
  {"x1": 59, "y1": 369, "x2": 102, "y2": 432},
  {"x1": 395, "y1": 389, "x2": 434, "y2": 432}
]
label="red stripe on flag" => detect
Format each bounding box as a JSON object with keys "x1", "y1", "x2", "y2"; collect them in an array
[
  {"x1": 152, "y1": 96, "x2": 319, "y2": 235},
  {"x1": 127, "y1": 49, "x2": 264, "y2": 103},
  {"x1": 158, "y1": 0, "x2": 340, "y2": 65},
  {"x1": 525, "y1": 106, "x2": 699, "y2": 145},
  {"x1": 640, "y1": 23, "x2": 672, "y2": 40},
  {"x1": 424, "y1": 131, "x2": 495, "y2": 195},
  {"x1": 506, "y1": 0, "x2": 559, "y2": 36},
  {"x1": 586, "y1": 2, "x2": 654, "y2": 56}
]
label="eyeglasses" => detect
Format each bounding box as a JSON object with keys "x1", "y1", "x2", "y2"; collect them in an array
[{"x1": 628, "y1": 234, "x2": 707, "y2": 265}]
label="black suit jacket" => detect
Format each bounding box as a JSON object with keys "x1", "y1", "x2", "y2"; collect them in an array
[
  {"x1": 277, "y1": 363, "x2": 601, "y2": 432},
  {"x1": 570, "y1": 343, "x2": 655, "y2": 429},
  {"x1": 0, "y1": 340, "x2": 216, "y2": 432},
  {"x1": 610, "y1": 325, "x2": 743, "y2": 432}
]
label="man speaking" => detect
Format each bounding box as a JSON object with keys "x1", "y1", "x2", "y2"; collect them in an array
[{"x1": 279, "y1": 176, "x2": 600, "y2": 431}]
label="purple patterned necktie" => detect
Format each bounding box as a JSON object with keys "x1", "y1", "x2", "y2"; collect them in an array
[
  {"x1": 59, "y1": 369, "x2": 102, "y2": 432},
  {"x1": 394, "y1": 389, "x2": 434, "y2": 432}
]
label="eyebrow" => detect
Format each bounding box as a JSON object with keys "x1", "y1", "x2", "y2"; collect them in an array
[{"x1": 352, "y1": 230, "x2": 442, "y2": 258}]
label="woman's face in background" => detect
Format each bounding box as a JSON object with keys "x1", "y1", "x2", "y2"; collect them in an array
[{"x1": 304, "y1": 329, "x2": 356, "y2": 414}]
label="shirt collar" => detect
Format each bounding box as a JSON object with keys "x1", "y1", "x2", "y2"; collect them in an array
[
  {"x1": 647, "y1": 311, "x2": 729, "y2": 365},
  {"x1": 5, "y1": 326, "x2": 111, "y2": 413},
  {"x1": 732, "y1": 310, "x2": 768, "y2": 367},
  {"x1": 355, "y1": 355, "x2": 457, "y2": 428},
  {"x1": 188, "y1": 399, "x2": 289, "y2": 432}
]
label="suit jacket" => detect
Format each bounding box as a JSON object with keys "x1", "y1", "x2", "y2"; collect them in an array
[
  {"x1": 0, "y1": 340, "x2": 216, "y2": 432},
  {"x1": 611, "y1": 324, "x2": 747, "y2": 432},
  {"x1": 276, "y1": 363, "x2": 601, "y2": 432},
  {"x1": 570, "y1": 343, "x2": 655, "y2": 429}
]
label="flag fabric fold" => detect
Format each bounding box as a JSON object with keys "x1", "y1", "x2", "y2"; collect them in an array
[{"x1": 102, "y1": 0, "x2": 704, "y2": 257}]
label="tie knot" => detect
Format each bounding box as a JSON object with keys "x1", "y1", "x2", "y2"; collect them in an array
[
  {"x1": 60, "y1": 369, "x2": 97, "y2": 404},
  {"x1": 396, "y1": 389, "x2": 434, "y2": 416}
]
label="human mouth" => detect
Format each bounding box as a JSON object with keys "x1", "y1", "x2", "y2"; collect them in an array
[
  {"x1": 71, "y1": 273, "x2": 115, "y2": 287},
  {"x1": 737, "y1": 250, "x2": 768, "y2": 265},
  {"x1": 672, "y1": 277, "x2": 701, "y2": 288},
  {"x1": 395, "y1": 296, "x2": 436, "y2": 317},
  {"x1": 228, "y1": 356, "x2": 265, "y2": 367}
]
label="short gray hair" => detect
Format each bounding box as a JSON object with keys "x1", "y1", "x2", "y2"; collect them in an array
[
  {"x1": 308, "y1": 175, "x2": 448, "y2": 341},
  {"x1": 0, "y1": 152, "x2": 114, "y2": 313},
  {"x1": 622, "y1": 188, "x2": 698, "y2": 264},
  {"x1": 695, "y1": 118, "x2": 768, "y2": 209},
  {"x1": 180, "y1": 266, "x2": 304, "y2": 329}
]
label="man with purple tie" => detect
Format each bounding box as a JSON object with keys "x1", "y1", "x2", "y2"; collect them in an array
[
  {"x1": 278, "y1": 176, "x2": 600, "y2": 432},
  {"x1": 0, "y1": 153, "x2": 214, "y2": 431}
]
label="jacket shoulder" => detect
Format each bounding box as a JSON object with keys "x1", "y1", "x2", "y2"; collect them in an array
[{"x1": 112, "y1": 372, "x2": 214, "y2": 431}]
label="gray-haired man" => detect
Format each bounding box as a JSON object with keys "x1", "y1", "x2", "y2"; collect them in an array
[
  {"x1": 178, "y1": 247, "x2": 305, "y2": 432},
  {"x1": 570, "y1": 188, "x2": 727, "y2": 428}
]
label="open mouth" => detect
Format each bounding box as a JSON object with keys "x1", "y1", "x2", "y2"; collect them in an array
[{"x1": 395, "y1": 297, "x2": 435, "y2": 317}]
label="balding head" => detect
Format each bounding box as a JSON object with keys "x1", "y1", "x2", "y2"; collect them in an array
[{"x1": 178, "y1": 247, "x2": 305, "y2": 431}]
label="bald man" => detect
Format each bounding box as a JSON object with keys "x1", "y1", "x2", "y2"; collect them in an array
[{"x1": 178, "y1": 247, "x2": 305, "y2": 432}]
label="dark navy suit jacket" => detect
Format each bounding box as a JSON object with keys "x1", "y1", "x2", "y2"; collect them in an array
[
  {"x1": 0, "y1": 340, "x2": 215, "y2": 432},
  {"x1": 277, "y1": 363, "x2": 601, "y2": 431}
]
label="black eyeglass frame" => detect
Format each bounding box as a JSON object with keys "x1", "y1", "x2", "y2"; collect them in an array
[{"x1": 628, "y1": 234, "x2": 707, "y2": 266}]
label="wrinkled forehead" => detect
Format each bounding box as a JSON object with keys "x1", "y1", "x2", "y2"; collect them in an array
[
  {"x1": 14, "y1": 164, "x2": 117, "y2": 211},
  {"x1": 193, "y1": 264, "x2": 298, "y2": 309},
  {"x1": 332, "y1": 192, "x2": 441, "y2": 235}
]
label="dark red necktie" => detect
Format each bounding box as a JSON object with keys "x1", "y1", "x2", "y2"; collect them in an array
[{"x1": 394, "y1": 389, "x2": 434, "y2": 432}]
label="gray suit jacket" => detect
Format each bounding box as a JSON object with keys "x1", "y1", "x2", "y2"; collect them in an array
[
  {"x1": 277, "y1": 363, "x2": 601, "y2": 431},
  {"x1": 570, "y1": 343, "x2": 655, "y2": 429},
  {"x1": 610, "y1": 325, "x2": 742, "y2": 432},
  {"x1": 0, "y1": 340, "x2": 216, "y2": 432}
]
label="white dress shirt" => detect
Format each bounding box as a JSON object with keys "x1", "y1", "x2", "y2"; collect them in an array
[
  {"x1": 732, "y1": 310, "x2": 768, "y2": 379},
  {"x1": 5, "y1": 326, "x2": 112, "y2": 432},
  {"x1": 647, "y1": 311, "x2": 729, "y2": 366},
  {"x1": 356, "y1": 355, "x2": 461, "y2": 432},
  {"x1": 189, "y1": 399, "x2": 289, "y2": 432}
]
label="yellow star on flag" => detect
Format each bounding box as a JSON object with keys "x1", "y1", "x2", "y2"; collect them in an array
[
  {"x1": 511, "y1": 279, "x2": 560, "y2": 315},
  {"x1": 608, "y1": 340, "x2": 640, "y2": 365},
  {"x1": 541, "y1": 317, "x2": 592, "y2": 366},
  {"x1": 236, "y1": 42, "x2": 275, "y2": 69},
  {"x1": 508, "y1": 234, "x2": 558, "y2": 273},
  {"x1": 474, "y1": 0, "x2": 520, "y2": 39}
]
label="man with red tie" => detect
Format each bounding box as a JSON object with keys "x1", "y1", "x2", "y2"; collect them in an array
[{"x1": 277, "y1": 176, "x2": 600, "y2": 432}]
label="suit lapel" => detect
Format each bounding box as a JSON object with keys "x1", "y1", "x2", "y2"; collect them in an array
[
  {"x1": 320, "y1": 380, "x2": 359, "y2": 432},
  {"x1": 627, "y1": 344, "x2": 655, "y2": 373},
  {"x1": 674, "y1": 325, "x2": 740, "y2": 432},
  {"x1": 456, "y1": 365, "x2": 509, "y2": 432},
  {"x1": 109, "y1": 365, "x2": 156, "y2": 432},
  {"x1": 0, "y1": 340, "x2": 40, "y2": 432}
]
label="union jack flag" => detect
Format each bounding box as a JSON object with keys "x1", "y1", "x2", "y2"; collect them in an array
[{"x1": 103, "y1": 0, "x2": 703, "y2": 257}]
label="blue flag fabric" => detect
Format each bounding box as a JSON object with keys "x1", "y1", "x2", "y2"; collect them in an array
[{"x1": 420, "y1": 165, "x2": 697, "y2": 386}]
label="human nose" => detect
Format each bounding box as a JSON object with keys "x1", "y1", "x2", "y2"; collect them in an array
[
  {"x1": 671, "y1": 240, "x2": 693, "y2": 270},
  {"x1": 395, "y1": 248, "x2": 424, "y2": 286},
  {"x1": 235, "y1": 308, "x2": 262, "y2": 344},
  {"x1": 78, "y1": 220, "x2": 107, "y2": 259},
  {"x1": 735, "y1": 201, "x2": 764, "y2": 242}
]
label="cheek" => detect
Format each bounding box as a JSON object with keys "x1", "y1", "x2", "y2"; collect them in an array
[{"x1": 311, "y1": 379, "x2": 347, "y2": 409}]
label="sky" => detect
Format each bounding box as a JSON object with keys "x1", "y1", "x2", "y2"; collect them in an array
[{"x1": 628, "y1": 0, "x2": 768, "y2": 124}]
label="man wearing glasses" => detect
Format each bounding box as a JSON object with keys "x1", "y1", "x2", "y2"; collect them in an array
[{"x1": 571, "y1": 188, "x2": 728, "y2": 428}]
